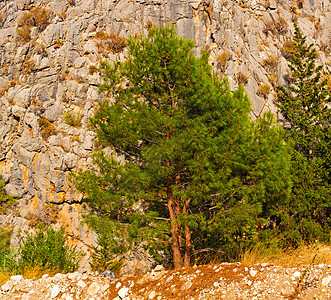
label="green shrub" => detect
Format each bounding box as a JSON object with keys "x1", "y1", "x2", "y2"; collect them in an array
[
  {"x1": 0, "y1": 227, "x2": 19, "y2": 275},
  {"x1": 19, "y1": 227, "x2": 81, "y2": 273},
  {"x1": 63, "y1": 110, "x2": 82, "y2": 127},
  {"x1": 0, "y1": 174, "x2": 16, "y2": 213}
]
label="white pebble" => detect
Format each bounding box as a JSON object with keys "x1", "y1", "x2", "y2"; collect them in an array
[
  {"x1": 116, "y1": 282, "x2": 122, "y2": 289},
  {"x1": 118, "y1": 287, "x2": 129, "y2": 299}
]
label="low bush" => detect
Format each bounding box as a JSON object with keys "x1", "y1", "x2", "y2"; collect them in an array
[
  {"x1": 95, "y1": 31, "x2": 126, "y2": 54},
  {"x1": 0, "y1": 227, "x2": 81, "y2": 278},
  {"x1": 89, "y1": 65, "x2": 99, "y2": 75},
  {"x1": 38, "y1": 118, "x2": 57, "y2": 140},
  {"x1": 16, "y1": 25, "x2": 31, "y2": 43},
  {"x1": 281, "y1": 40, "x2": 296, "y2": 60},
  {"x1": 263, "y1": 55, "x2": 278, "y2": 73},
  {"x1": 63, "y1": 110, "x2": 82, "y2": 127},
  {"x1": 263, "y1": 17, "x2": 288, "y2": 36},
  {"x1": 236, "y1": 72, "x2": 248, "y2": 85},
  {"x1": 257, "y1": 83, "x2": 271, "y2": 99},
  {"x1": 19, "y1": 227, "x2": 81, "y2": 273},
  {"x1": 216, "y1": 52, "x2": 232, "y2": 72},
  {"x1": 16, "y1": 6, "x2": 50, "y2": 43},
  {"x1": 241, "y1": 241, "x2": 331, "y2": 267}
]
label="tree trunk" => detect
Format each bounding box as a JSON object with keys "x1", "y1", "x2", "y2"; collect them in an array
[
  {"x1": 183, "y1": 199, "x2": 191, "y2": 268},
  {"x1": 183, "y1": 224, "x2": 191, "y2": 268},
  {"x1": 167, "y1": 178, "x2": 182, "y2": 269}
]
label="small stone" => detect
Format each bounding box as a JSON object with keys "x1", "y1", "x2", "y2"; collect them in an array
[
  {"x1": 213, "y1": 282, "x2": 219, "y2": 287},
  {"x1": 154, "y1": 265, "x2": 165, "y2": 272},
  {"x1": 292, "y1": 271, "x2": 301, "y2": 278},
  {"x1": 68, "y1": 272, "x2": 79, "y2": 280},
  {"x1": 100, "y1": 270, "x2": 116, "y2": 282},
  {"x1": 118, "y1": 287, "x2": 129, "y2": 299},
  {"x1": 53, "y1": 273, "x2": 63, "y2": 281},
  {"x1": 77, "y1": 280, "x2": 87, "y2": 288},
  {"x1": 1, "y1": 282, "x2": 12, "y2": 292},
  {"x1": 87, "y1": 282, "x2": 101, "y2": 295},
  {"x1": 149, "y1": 291, "x2": 156, "y2": 299},
  {"x1": 101, "y1": 283, "x2": 110, "y2": 292},
  {"x1": 10, "y1": 275, "x2": 23, "y2": 282},
  {"x1": 250, "y1": 269, "x2": 258, "y2": 277},
  {"x1": 116, "y1": 282, "x2": 122, "y2": 289},
  {"x1": 233, "y1": 268, "x2": 237, "y2": 273},
  {"x1": 51, "y1": 285, "x2": 61, "y2": 298},
  {"x1": 322, "y1": 276, "x2": 331, "y2": 286}
]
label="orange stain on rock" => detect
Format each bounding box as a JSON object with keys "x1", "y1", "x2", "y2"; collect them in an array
[
  {"x1": 21, "y1": 164, "x2": 29, "y2": 189},
  {"x1": 30, "y1": 195, "x2": 39, "y2": 213},
  {"x1": 33, "y1": 153, "x2": 39, "y2": 172},
  {"x1": 57, "y1": 191, "x2": 66, "y2": 203}
]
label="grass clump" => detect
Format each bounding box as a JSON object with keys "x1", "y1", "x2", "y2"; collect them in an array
[
  {"x1": 236, "y1": 72, "x2": 248, "y2": 85},
  {"x1": 38, "y1": 118, "x2": 57, "y2": 140},
  {"x1": 263, "y1": 55, "x2": 278, "y2": 73},
  {"x1": 257, "y1": 83, "x2": 271, "y2": 99},
  {"x1": 216, "y1": 52, "x2": 232, "y2": 72},
  {"x1": 240, "y1": 241, "x2": 331, "y2": 267},
  {"x1": 63, "y1": 110, "x2": 82, "y2": 127}
]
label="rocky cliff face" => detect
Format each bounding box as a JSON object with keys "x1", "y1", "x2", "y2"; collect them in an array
[{"x1": 0, "y1": 0, "x2": 330, "y2": 271}]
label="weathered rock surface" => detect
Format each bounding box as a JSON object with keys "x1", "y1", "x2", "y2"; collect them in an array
[
  {"x1": 0, "y1": 0, "x2": 330, "y2": 271},
  {"x1": 1, "y1": 263, "x2": 331, "y2": 299}
]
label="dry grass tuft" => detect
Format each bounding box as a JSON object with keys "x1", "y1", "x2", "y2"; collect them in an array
[
  {"x1": 0, "y1": 272, "x2": 11, "y2": 285},
  {"x1": 21, "y1": 266, "x2": 59, "y2": 279},
  {"x1": 0, "y1": 267, "x2": 59, "y2": 285},
  {"x1": 240, "y1": 242, "x2": 331, "y2": 267}
]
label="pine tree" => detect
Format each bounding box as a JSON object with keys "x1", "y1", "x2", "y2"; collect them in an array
[
  {"x1": 277, "y1": 24, "x2": 331, "y2": 245},
  {"x1": 74, "y1": 25, "x2": 291, "y2": 269}
]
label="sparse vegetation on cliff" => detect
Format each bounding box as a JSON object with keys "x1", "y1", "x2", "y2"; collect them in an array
[
  {"x1": 0, "y1": 175, "x2": 16, "y2": 213},
  {"x1": 16, "y1": 6, "x2": 50, "y2": 43}
]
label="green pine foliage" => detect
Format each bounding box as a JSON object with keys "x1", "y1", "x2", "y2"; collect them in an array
[
  {"x1": 277, "y1": 24, "x2": 331, "y2": 246},
  {"x1": 0, "y1": 174, "x2": 16, "y2": 213},
  {"x1": 73, "y1": 25, "x2": 291, "y2": 269}
]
